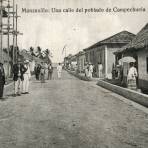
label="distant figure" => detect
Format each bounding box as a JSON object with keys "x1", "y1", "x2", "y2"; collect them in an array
[
  {"x1": 48, "y1": 63, "x2": 53, "y2": 80},
  {"x1": 57, "y1": 63, "x2": 62, "y2": 78},
  {"x1": 22, "y1": 60, "x2": 31, "y2": 94},
  {"x1": 0, "y1": 62, "x2": 5, "y2": 99},
  {"x1": 40, "y1": 62, "x2": 46, "y2": 83},
  {"x1": 34, "y1": 64, "x2": 41, "y2": 80},
  {"x1": 44, "y1": 63, "x2": 48, "y2": 80},
  {"x1": 88, "y1": 64, "x2": 93, "y2": 78},
  {"x1": 127, "y1": 62, "x2": 138, "y2": 90},
  {"x1": 13, "y1": 59, "x2": 27, "y2": 96}
]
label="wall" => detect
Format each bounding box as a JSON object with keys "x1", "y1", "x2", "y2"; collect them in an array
[
  {"x1": 137, "y1": 49, "x2": 148, "y2": 90},
  {"x1": 107, "y1": 47, "x2": 119, "y2": 78},
  {"x1": 138, "y1": 49, "x2": 148, "y2": 80}
]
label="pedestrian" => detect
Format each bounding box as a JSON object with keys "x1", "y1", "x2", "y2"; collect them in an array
[
  {"x1": 88, "y1": 63, "x2": 93, "y2": 78},
  {"x1": 12, "y1": 59, "x2": 27, "y2": 96},
  {"x1": 57, "y1": 63, "x2": 62, "y2": 78},
  {"x1": 22, "y1": 60, "x2": 31, "y2": 94},
  {"x1": 34, "y1": 64, "x2": 41, "y2": 80},
  {"x1": 40, "y1": 62, "x2": 45, "y2": 83},
  {"x1": 34, "y1": 64, "x2": 38, "y2": 80},
  {"x1": 127, "y1": 62, "x2": 138, "y2": 90},
  {"x1": 48, "y1": 63, "x2": 53, "y2": 80},
  {"x1": 0, "y1": 62, "x2": 5, "y2": 99}
]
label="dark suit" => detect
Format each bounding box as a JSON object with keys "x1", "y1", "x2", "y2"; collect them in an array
[
  {"x1": 0, "y1": 64, "x2": 5, "y2": 98},
  {"x1": 12, "y1": 64, "x2": 27, "y2": 81}
]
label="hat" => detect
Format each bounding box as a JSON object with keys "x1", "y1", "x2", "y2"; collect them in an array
[{"x1": 24, "y1": 60, "x2": 29, "y2": 63}]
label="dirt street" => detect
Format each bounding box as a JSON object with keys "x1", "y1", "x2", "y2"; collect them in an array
[{"x1": 0, "y1": 70, "x2": 148, "y2": 148}]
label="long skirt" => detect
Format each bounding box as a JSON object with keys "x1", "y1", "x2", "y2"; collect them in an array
[{"x1": 128, "y1": 79, "x2": 137, "y2": 90}]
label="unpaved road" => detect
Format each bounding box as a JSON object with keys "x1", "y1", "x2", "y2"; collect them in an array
[{"x1": 0, "y1": 70, "x2": 148, "y2": 148}]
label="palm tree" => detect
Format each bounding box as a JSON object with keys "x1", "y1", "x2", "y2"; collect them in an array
[
  {"x1": 36, "y1": 46, "x2": 44, "y2": 59},
  {"x1": 29, "y1": 47, "x2": 35, "y2": 56}
]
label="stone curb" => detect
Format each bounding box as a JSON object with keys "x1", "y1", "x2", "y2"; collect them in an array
[
  {"x1": 66, "y1": 70, "x2": 91, "y2": 81},
  {"x1": 97, "y1": 80, "x2": 148, "y2": 107},
  {"x1": 66, "y1": 70, "x2": 100, "y2": 82}
]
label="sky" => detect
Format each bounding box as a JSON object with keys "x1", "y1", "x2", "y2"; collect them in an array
[{"x1": 5, "y1": 0, "x2": 148, "y2": 63}]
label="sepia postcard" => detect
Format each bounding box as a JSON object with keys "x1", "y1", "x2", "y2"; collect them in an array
[{"x1": 0, "y1": 0, "x2": 148, "y2": 147}]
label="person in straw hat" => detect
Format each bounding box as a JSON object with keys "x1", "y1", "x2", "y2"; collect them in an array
[{"x1": 22, "y1": 60, "x2": 31, "y2": 94}]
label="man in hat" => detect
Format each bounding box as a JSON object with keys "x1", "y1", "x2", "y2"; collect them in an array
[
  {"x1": 12, "y1": 59, "x2": 27, "y2": 96},
  {"x1": 0, "y1": 62, "x2": 5, "y2": 99},
  {"x1": 22, "y1": 60, "x2": 31, "y2": 94}
]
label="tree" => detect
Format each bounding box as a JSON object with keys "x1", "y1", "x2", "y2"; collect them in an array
[
  {"x1": 36, "y1": 46, "x2": 43, "y2": 59},
  {"x1": 29, "y1": 46, "x2": 35, "y2": 56}
]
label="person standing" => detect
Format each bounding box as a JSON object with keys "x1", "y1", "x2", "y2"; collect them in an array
[
  {"x1": 34, "y1": 64, "x2": 38, "y2": 80},
  {"x1": 0, "y1": 63, "x2": 5, "y2": 99},
  {"x1": 48, "y1": 63, "x2": 53, "y2": 80},
  {"x1": 57, "y1": 63, "x2": 62, "y2": 78},
  {"x1": 127, "y1": 62, "x2": 138, "y2": 90},
  {"x1": 22, "y1": 60, "x2": 31, "y2": 94},
  {"x1": 40, "y1": 62, "x2": 46, "y2": 83},
  {"x1": 89, "y1": 63, "x2": 94, "y2": 78},
  {"x1": 12, "y1": 60, "x2": 27, "y2": 96},
  {"x1": 34, "y1": 64, "x2": 41, "y2": 80}
]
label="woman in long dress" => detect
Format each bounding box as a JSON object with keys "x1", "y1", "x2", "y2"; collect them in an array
[{"x1": 127, "y1": 62, "x2": 138, "y2": 90}]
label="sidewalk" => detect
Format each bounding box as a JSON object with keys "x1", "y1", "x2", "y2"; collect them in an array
[
  {"x1": 67, "y1": 70, "x2": 100, "y2": 82},
  {"x1": 67, "y1": 69, "x2": 148, "y2": 107}
]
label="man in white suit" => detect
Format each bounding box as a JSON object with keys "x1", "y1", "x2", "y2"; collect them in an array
[
  {"x1": 22, "y1": 60, "x2": 31, "y2": 94},
  {"x1": 57, "y1": 63, "x2": 62, "y2": 78}
]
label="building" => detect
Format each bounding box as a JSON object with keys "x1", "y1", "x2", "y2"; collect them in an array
[
  {"x1": 115, "y1": 23, "x2": 148, "y2": 91},
  {"x1": 76, "y1": 51, "x2": 86, "y2": 73},
  {"x1": 84, "y1": 31, "x2": 135, "y2": 78}
]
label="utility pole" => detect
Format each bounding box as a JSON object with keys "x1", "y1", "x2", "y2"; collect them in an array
[
  {"x1": 7, "y1": 0, "x2": 10, "y2": 76},
  {"x1": 12, "y1": 0, "x2": 15, "y2": 64},
  {"x1": 0, "y1": 0, "x2": 3, "y2": 63},
  {"x1": 15, "y1": 3, "x2": 17, "y2": 60}
]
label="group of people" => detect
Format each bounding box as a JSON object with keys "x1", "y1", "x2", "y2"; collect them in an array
[
  {"x1": 84, "y1": 63, "x2": 94, "y2": 78},
  {"x1": 13, "y1": 59, "x2": 31, "y2": 97},
  {"x1": 84, "y1": 62, "x2": 103, "y2": 79},
  {"x1": 0, "y1": 59, "x2": 31, "y2": 99},
  {"x1": 34, "y1": 62, "x2": 54, "y2": 82},
  {"x1": 34, "y1": 62, "x2": 63, "y2": 82},
  {"x1": 0, "y1": 61, "x2": 64, "y2": 99}
]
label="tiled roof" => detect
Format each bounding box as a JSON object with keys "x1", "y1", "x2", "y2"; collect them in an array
[
  {"x1": 84, "y1": 31, "x2": 135, "y2": 51},
  {"x1": 115, "y1": 23, "x2": 148, "y2": 54}
]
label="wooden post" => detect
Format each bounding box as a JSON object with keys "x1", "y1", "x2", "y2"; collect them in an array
[
  {"x1": 12, "y1": 0, "x2": 15, "y2": 64},
  {"x1": 0, "y1": 0, "x2": 3, "y2": 63},
  {"x1": 7, "y1": 0, "x2": 10, "y2": 77},
  {"x1": 15, "y1": 4, "x2": 17, "y2": 61}
]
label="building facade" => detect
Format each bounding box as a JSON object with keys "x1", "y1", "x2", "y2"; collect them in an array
[
  {"x1": 115, "y1": 23, "x2": 148, "y2": 91},
  {"x1": 84, "y1": 31, "x2": 135, "y2": 78}
]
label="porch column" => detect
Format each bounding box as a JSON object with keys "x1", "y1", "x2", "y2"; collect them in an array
[{"x1": 105, "y1": 45, "x2": 108, "y2": 78}]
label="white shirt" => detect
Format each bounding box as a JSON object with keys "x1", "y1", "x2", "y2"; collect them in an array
[
  {"x1": 127, "y1": 67, "x2": 137, "y2": 80},
  {"x1": 89, "y1": 65, "x2": 93, "y2": 73},
  {"x1": 57, "y1": 65, "x2": 62, "y2": 72},
  {"x1": 24, "y1": 64, "x2": 31, "y2": 78}
]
